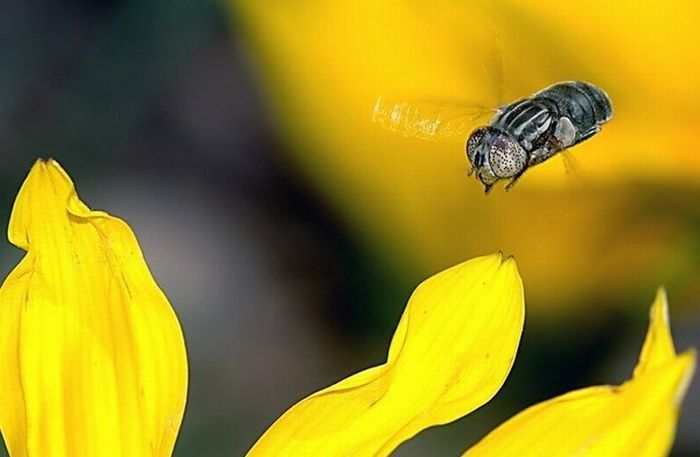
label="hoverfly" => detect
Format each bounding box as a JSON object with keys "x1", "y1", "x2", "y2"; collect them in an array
[{"x1": 374, "y1": 81, "x2": 612, "y2": 193}]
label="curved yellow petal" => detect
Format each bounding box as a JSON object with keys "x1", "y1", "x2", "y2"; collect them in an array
[
  {"x1": 0, "y1": 159, "x2": 188, "y2": 457},
  {"x1": 249, "y1": 253, "x2": 525, "y2": 456},
  {"x1": 633, "y1": 288, "x2": 676, "y2": 377},
  {"x1": 465, "y1": 288, "x2": 696, "y2": 457}
]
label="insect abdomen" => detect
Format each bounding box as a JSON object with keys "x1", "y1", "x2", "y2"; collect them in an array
[{"x1": 534, "y1": 81, "x2": 612, "y2": 141}]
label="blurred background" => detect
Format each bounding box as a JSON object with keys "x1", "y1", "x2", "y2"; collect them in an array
[{"x1": 0, "y1": 0, "x2": 698, "y2": 455}]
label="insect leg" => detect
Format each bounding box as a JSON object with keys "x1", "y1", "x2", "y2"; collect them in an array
[{"x1": 504, "y1": 171, "x2": 526, "y2": 191}]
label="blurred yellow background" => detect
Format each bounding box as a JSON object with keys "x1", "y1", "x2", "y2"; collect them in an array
[{"x1": 232, "y1": 0, "x2": 700, "y2": 316}]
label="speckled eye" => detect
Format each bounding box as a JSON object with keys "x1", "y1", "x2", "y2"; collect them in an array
[
  {"x1": 489, "y1": 135, "x2": 527, "y2": 178},
  {"x1": 466, "y1": 127, "x2": 487, "y2": 163}
]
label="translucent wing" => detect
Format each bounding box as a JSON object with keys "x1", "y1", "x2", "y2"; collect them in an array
[
  {"x1": 480, "y1": 6, "x2": 504, "y2": 106},
  {"x1": 373, "y1": 98, "x2": 494, "y2": 141},
  {"x1": 560, "y1": 149, "x2": 580, "y2": 176},
  {"x1": 559, "y1": 149, "x2": 586, "y2": 190}
]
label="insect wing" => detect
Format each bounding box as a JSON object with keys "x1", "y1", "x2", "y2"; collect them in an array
[
  {"x1": 558, "y1": 149, "x2": 587, "y2": 190},
  {"x1": 559, "y1": 149, "x2": 580, "y2": 176},
  {"x1": 373, "y1": 98, "x2": 493, "y2": 141},
  {"x1": 480, "y1": 6, "x2": 505, "y2": 106}
]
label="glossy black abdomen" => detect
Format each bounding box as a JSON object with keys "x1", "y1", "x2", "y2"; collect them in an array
[{"x1": 533, "y1": 81, "x2": 612, "y2": 144}]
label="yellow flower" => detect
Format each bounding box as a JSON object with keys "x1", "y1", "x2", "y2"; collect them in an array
[
  {"x1": 230, "y1": 0, "x2": 700, "y2": 312},
  {"x1": 250, "y1": 266, "x2": 695, "y2": 456},
  {"x1": 0, "y1": 160, "x2": 188, "y2": 456},
  {"x1": 249, "y1": 253, "x2": 525, "y2": 455},
  {"x1": 465, "y1": 289, "x2": 696, "y2": 456}
]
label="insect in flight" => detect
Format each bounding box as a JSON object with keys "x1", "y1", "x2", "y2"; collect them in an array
[{"x1": 374, "y1": 81, "x2": 613, "y2": 193}]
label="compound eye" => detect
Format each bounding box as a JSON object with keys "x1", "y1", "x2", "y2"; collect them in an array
[
  {"x1": 466, "y1": 127, "x2": 487, "y2": 164},
  {"x1": 490, "y1": 135, "x2": 527, "y2": 178}
]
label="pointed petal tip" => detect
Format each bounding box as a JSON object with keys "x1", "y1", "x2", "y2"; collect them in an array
[
  {"x1": 478, "y1": 251, "x2": 517, "y2": 268},
  {"x1": 652, "y1": 286, "x2": 670, "y2": 326},
  {"x1": 502, "y1": 253, "x2": 518, "y2": 270},
  {"x1": 490, "y1": 251, "x2": 516, "y2": 265},
  {"x1": 25, "y1": 157, "x2": 70, "y2": 184},
  {"x1": 26, "y1": 158, "x2": 47, "y2": 177},
  {"x1": 463, "y1": 252, "x2": 520, "y2": 281},
  {"x1": 634, "y1": 287, "x2": 679, "y2": 378},
  {"x1": 8, "y1": 159, "x2": 64, "y2": 249},
  {"x1": 494, "y1": 250, "x2": 512, "y2": 264},
  {"x1": 674, "y1": 349, "x2": 697, "y2": 407},
  {"x1": 28, "y1": 157, "x2": 61, "y2": 174},
  {"x1": 489, "y1": 252, "x2": 520, "y2": 285}
]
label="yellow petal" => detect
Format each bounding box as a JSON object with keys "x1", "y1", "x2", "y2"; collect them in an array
[
  {"x1": 0, "y1": 159, "x2": 188, "y2": 457},
  {"x1": 633, "y1": 288, "x2": 676, "y2": 377},
  {"x1": 249, "y1": 253, "x2": 524, "y2": 456},
  {"x1": 464, "y1": 288, "x2": 696, "y2": 457}
]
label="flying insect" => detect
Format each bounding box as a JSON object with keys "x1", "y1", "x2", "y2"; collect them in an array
[{"x1": 374, "y1": 81, "x2": 613, "y2": 193}]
